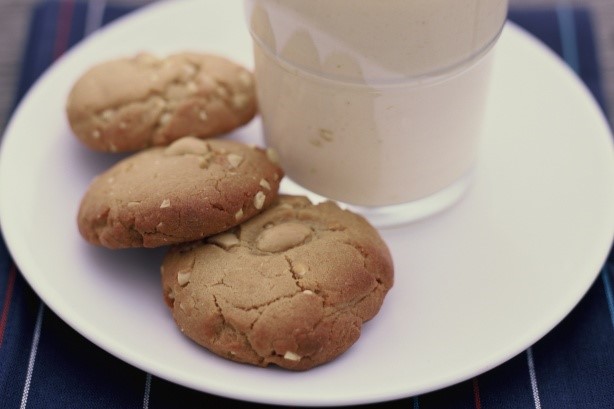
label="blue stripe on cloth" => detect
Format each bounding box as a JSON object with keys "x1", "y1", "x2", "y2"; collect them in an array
[
  {"x1": 102, "y1": 2, "x2": 135, "y2": 25},
  {"x1": 556, "y1": 4, "x2": 581, "y2": 74},
  {"x1": 530, "y1": 277, "x2": 614, "y2": 409},
  {"x1": 13, "y1": 2, "x2": 59, "y2": 107},
  {"x1": 0, "y1": 268, "x2": 40, "y2": 409},
  {"x1": 602, "y1": 265, "x2": 614, "y2": 330},
  {"x1": 13, "y1": 0, "x2": 134, "y2": 112},
  {"x1": 473, "y1": 353, "x2": 536, "y2": 409},
  {"x1": 22, "y1": 308, "x2": 146, "y2": 409},
  {"x1": 149, "y1": 374, "x2": 418, "y2": 409},
  {"x1": 508, "y1": 8, "x2": 608, "y2": 113},
  {"x1": 415, "y1": 380, "x2": 476, "y2": 409}
]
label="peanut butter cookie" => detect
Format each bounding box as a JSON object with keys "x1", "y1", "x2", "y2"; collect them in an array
[
  {"x1": 77, "y1": 137, "x2": 282, "y2": 248},
  {"x1": 66, "y1": 52, "x2": 256, "y2": 152},
  {"x1": 161, "y1": 195, "x2": 394, "y2": 370}
]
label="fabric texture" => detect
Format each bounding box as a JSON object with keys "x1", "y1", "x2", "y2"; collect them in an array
[{"x1": 0, "y1": 1, "x2": 612, "y2": 408}]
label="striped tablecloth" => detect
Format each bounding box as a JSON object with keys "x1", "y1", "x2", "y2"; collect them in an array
[{"x1": 1, "y1": 1, "x2": 613, "y2": 408}]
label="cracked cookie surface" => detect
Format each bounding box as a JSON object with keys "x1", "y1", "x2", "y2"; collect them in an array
[
  {"x1": 77, "y1": 137, "x2": 283, "y2": 248},
  {"x1": 66, "y1": 52, "x2": 257, "y2": 152},
  {"x1": 161, "y1": 195, "x2": 394, "y2": 370}
]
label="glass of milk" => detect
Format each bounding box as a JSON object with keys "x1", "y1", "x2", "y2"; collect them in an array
[{"x1": 244, "y1": 0, "x2": 509, "y2": 226}]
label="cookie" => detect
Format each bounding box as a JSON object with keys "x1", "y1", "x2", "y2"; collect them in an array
[
  {"x1": 77, "y1": 137, "x2": 282, "y2": 248},
  {"x1": 161, "y1": 195, "x2": 394, "y2": 370},
  {"x1": 66, "y1": 52, "x2": 257, "y2": 152}
]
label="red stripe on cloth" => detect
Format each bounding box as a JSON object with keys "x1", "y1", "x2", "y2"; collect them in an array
[
  {"x1": 473, "y1": 377, "x2": 482, "y2": 409},
  {"x1": 52, "y1": 0, "x2": 76, "y2": 61},
  {"x1": 0, "y1": 264, "x2": 17, "y2": 348}
]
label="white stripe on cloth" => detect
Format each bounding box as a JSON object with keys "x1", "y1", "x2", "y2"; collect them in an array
[
  {"x1": 526, "y1": 347, "x2": 542, "y2": 409},
  {"x1": 555, "y1": 0, "x2": 581, "y2": 74},
  {"x1": 84, "y1": 0, "x2": 108, "y2": 36},
  {"x1": 19, "y1": 302, "x2": 45, "y2": 409},
  {"x1": 143, "y1": 372, "x2": 152, "y2": 409}
]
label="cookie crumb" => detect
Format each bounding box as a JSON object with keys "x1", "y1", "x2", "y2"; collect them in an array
[
  {"x1": 101, "y1": 109, "x2": 114, "y2": 121},
  {"x1": 177, "y1": 271, "x2": 191, "y2": 286},
  {"x1": 208, "y1": 232, "x2": 240, "y2": 249},
  {"x1": 253, "y1": 191, "x2": 266, "y2": 210},
  {"x1": 165, "y1": 136, "x2": 210, "y2": 156},
  {"x1": 166, "y1": 289, "x2": 175, "y2": 300},
  {"x1": 283, "y1": 351, "x2": 301, "y2": 362},
  {"x1": 235, "y1": 208, "x2": 244, "y2": 220},
  {"x1": 259, "y1": 179, "x2": 271, "y2": 190},
  {"x1": 160, "y1": 199, "x2": 171, "y2": 208},
  {"x1": 227, "y1": 153, "x2": 243, "y2": 168},
  {"x1": 198, "y1": 156, "x2": 209, "y2": 168},
  {"x1": 293, "y1": 262, "x2": 308, "y2": 276}
]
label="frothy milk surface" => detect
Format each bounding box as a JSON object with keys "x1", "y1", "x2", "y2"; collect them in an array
[{"x1": 247, "y1": 0, "x2": 508, "y2": 206}]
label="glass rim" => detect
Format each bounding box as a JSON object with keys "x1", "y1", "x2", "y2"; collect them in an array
[{"x1": 248, "y1": 19, "x2": 507, "y2": 88}]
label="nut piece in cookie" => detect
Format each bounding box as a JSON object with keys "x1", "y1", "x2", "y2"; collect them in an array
[
  {"x1": 66, "y1": 52, "x2": 257, "y2": 152},
  {"x1": 77, "y1": 137, "x2": 283, "y2": 248},
  {"x1": 161, "y1": 195, "x2": 394, "y2": 371}
]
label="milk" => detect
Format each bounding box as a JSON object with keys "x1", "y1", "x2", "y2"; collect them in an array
[{"x1": 246, "y1": 0, "x2": 508, "y2": 208}]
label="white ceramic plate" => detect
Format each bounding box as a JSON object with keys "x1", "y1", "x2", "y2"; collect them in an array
[{"x1": 1, "y1": 0, "x2": 613, "y2": 406}]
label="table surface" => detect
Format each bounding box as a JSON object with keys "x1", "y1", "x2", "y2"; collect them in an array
[{"x1": 2, "y1": 0, "x2": 614, "y2": 132}]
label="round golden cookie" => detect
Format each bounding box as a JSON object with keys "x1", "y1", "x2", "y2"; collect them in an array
[
  {"x1": 66, "y1": 52, "x2": 256, "y2": 152},
  {"x1": 77, "y1": 137, "x2": 283, "y2": 248},
  {"x1": 161, "y1": 195, "x2": 394, "y2": 371}
]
